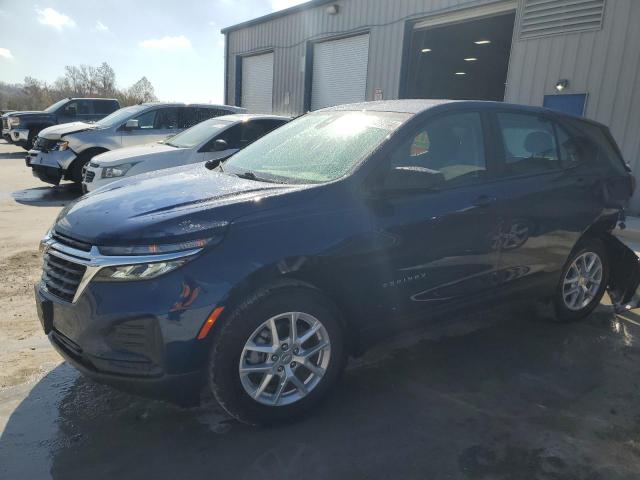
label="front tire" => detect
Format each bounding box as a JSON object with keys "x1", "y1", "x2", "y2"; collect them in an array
[
  {"x1": 69, "y1": 151, "x2": 102, "y2": 184},
  {"x1": 20, "y1": 129, "x2": 36, "y2": 151},
  {"x1": 208, "y1": 286, "x2": 346, "y2": 425},
  {"x1": 554, "y1": 239, "x2": 609, "y2": 322}
]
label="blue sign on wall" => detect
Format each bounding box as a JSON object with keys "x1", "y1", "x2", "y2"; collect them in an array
[{"x1": 543, "y1": 93, "x2": 587, "y2": 117}]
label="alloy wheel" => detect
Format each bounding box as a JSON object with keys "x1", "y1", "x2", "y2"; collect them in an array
[
  {"x1": 562, "y1": 252, "x2": 603, "y2": 311},
  {"x1": 239, "y1": 312, "x2": 331, "y2": 406}
]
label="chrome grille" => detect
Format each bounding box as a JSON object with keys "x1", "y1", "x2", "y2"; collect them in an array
[
  {"x1": 52, "y1": 230, "x2": 92, "y2": 252},
  {"x1": 42, "y1": 252, "x2": 86, "y2": 303},
  {"x1": 84, "y1": 170, "x2": 95, "y2": 183}
]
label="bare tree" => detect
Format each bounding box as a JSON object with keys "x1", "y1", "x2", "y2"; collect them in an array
[{"x1": 0, "y1": 62, "x2": 160, "y2": 110}]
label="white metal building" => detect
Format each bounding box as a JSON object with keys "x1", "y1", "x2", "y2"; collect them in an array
[{"x1": 222, "y1": 0, "x2": 640, "y2": 209}]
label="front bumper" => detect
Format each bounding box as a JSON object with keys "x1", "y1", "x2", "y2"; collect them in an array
[
  {"x1": 33, "y1": 234, "x2": 225, "y2": 402},
  {"x1": 29, "y1": 148, "x2": 77, "y2": 185},
  {"x1": 81, "y1": 164, "x2": 111, "y2": 192},
  {"x1": 35, "y1": 279, "x2": 212, "y2": 402},
  {"x1": 10, "y1": 128, "x2": 29, "y2": 143},
  {"x1": 48, "y1": 326, "x2": 204, "y2": 403}
]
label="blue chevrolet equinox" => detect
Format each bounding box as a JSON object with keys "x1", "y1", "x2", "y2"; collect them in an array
[{"x1": 35, "y1": 100, "x2": 638, "y2": 425}]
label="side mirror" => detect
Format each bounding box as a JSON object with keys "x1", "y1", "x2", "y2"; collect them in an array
[
  {"x1": 124, "y1": 119, "x2": 139, "y2": 130},
  {"x1": 205, "y1": 159, "x2": 222, "y2": 170},
  {"x1": 375, "y1": 166, "x2": 445, "y2": 195},
  {"x1": 213, "y1": 139, "x2": 229, "y2": 152}
]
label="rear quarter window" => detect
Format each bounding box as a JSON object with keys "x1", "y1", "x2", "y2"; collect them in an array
[{"x1": 563, "y1": 119, "x2": 628, "y2": 175}]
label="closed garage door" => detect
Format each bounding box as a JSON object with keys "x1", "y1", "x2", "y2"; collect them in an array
[
  {"x1": 241, "y1": 52, "x2": 274, "y2": 113},
  {"x1": 311, "y1": 34, "x2": 370, "y2": 111}
]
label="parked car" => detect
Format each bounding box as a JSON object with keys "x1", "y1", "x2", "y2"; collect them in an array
[
  {"x1": 2, "y1": 98, "x2": 120, "y2": 149},
  {"x1": 0, "y1": 109, "x2": 15, "y2": 141},
  {"x1": 35, "y1": 100, "x2": 637, "y2": 425},
  {"x1": 82, "y1": 114, "x2": 290, "y2": 193},
  {"x1": 27, "y1": 103, "x2": 246, "y2": 185}
]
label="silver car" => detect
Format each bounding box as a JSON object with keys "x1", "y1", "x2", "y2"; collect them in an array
[
  {"x1": 27, "y1": 103, "x2": 246, "y2": 185},
  {"x1": 82, "y1": 114, "x2": 290, "y2": 193}
]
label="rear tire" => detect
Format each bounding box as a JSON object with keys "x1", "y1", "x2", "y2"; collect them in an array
[
  {"x1": 554, "y1": 239, "x2": 609, "y2": 322},
  {"x1": 208, "y1": 286, "x2": 346, "y2": 426}
]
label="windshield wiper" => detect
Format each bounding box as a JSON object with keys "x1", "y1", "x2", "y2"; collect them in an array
[{"x1": 235, "y1": 171, "x2": 272, "y2": 183}]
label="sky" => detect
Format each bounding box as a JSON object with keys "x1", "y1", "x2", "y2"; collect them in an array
[{"x1": 0, "y1": 0, "x2": 308, "y2": 104}]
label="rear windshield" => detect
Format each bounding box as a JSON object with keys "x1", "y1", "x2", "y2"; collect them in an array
[{"x1": 224, "y1": 111, "x2": 409, "y2": 184}]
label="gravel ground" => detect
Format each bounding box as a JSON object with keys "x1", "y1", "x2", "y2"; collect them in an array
[{"x1": 0, "y1": 139, "x2": 639, "y2": 480}]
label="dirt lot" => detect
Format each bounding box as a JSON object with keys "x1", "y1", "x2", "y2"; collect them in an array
[
  {"x1": 0, "y1": 141, "x2": 81, "y2": 389},
  {"x1": 1, "y1": 139, "x2": 640, "y2": 479}
]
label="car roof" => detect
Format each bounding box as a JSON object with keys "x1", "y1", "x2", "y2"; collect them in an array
[
  {"x1": 140, "y1": 102, "x2": 245, "y2": 109},
  {"x1": 213, "y1": 114, "x2": 292, "y2": 123},
  {"x1": 68, "y1": 98, "x2": 118, "y2": 101},
  {"x1": 318, "y1": 99, "x2": 608, "y2": 129}
]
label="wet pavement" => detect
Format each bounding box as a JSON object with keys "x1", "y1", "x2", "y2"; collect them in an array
[
  {"x1": 11, "y1": 183, "x2": 81, "y2": 207},
  {"x1": 2, "y1": 304, "x2": 640, "y2": 479}
]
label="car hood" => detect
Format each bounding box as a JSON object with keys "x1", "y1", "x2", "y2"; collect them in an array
[
  {"x1": 54, "y1": 165, "x2": 309, "y2": 245},
  {"x1": 39, "y1": 122, "x2": 99, "y2": 140},
  {"x1": 93, "y1": 143, "x2": 185, "y2": 166},
  {"x1": 4, "y1": 110, "x2": 51, "y2": 117}
]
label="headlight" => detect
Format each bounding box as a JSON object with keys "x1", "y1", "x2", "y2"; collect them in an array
[
  {"x1": 55, "y1": 141, "x2": 69, "y2": 151},
  {"x1": 98, "y1": 237, "x2": 216, "y2": 256},
  {"x1": 102, "y1": 163, "x2": 136, "y2": 178},
  {"x1": 93, "y1": 259, "x2": 191, "y2": 282},
  {"x1": 8, "y1": 117, "x2": 19, "y2": 127}
]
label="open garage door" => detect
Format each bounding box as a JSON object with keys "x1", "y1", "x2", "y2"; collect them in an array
[
  {"x1": 311, "y1": 34, "x2": 370, "y2": 110},
  {"x1": 241, "y1": 52, "x2": 274, "y2": 113},
  {"x1": 403, "y1": 5, "x2": 515, "y2": 101}
]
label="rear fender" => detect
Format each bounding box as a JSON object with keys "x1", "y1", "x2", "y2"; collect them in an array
[{"x1": 602, "y1": 234, "x2": 640, "y2": 312}]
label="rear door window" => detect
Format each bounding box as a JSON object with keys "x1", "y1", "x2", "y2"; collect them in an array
[
  {"x1": 155, "y1": 107, "x2": 179, "y2": 129},
  {"x1": 93, "y1": 100, "x2": 118, "y2": 114},
  {"x1": 76, "y1": 100, "x2": 92, "y2": 115},
  {"x1": 496, "y1": 113, "x2": 560, "y2": 176}
]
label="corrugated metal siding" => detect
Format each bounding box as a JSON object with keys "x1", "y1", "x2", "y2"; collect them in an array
[
  {"x1": 506, "y1": 0, "x2": 640, "y2": 210},
  {"x1": 519, "y1": 0, "x2": 605, "y2": 39},
  {"x1": 311, "y1": 34, "x2": 370, "y2": 110},
  {"x1": 241, "y1": 52, "x2": 274, "y2": 113},
  {"x1": 226, "y1": 0, "x2": 502, "y2": 117}
]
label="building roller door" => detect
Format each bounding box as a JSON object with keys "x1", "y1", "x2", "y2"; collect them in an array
[
  {"x1": 311, "y1": 34, "x2": 370, "y2": 110},
  {"x1": 241, "y1": 52, "x2": 274, "y2": 113}
]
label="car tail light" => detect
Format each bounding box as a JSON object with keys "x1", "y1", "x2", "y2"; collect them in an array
[{"x1": 629, "y1": 174, "x2": 636, "y2": 196}]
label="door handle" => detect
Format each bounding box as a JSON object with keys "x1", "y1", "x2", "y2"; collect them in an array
[{"x1": 473, "y1": 195, "x2": 497, "y2": 208}]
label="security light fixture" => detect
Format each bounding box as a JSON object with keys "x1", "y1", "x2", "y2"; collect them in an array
[
  {"x1": 474, "y1": 40, "x2": 491, "y2": 45},
  {"x1": 464, "y1": 57, "x2": 478, "y2": 61},
  {"x1": 421, "y1": 48, "x2": 432, "y2": 53},
  {"x1": 555, "y1": 79, "x2": 569, "y2": 92},
  {"x1": 326, "y1": 4, "x2": 339, "y2": 15},
  {"x1": 455, "y1": 72, "x2": 467, "y2": 75}
]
